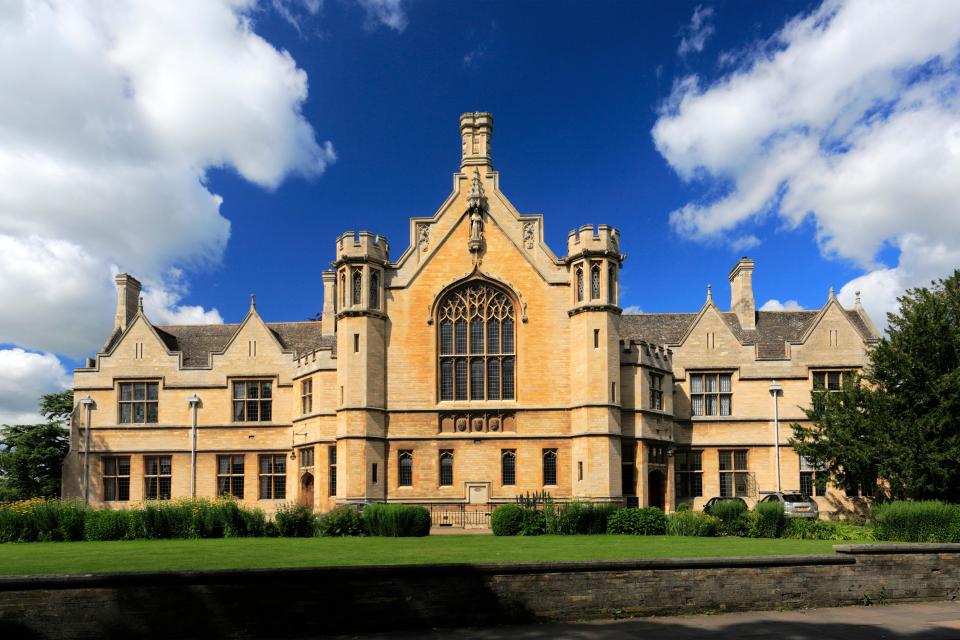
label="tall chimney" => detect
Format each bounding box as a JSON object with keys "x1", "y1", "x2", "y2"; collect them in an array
[
  {"x1": 460, "y1": 112, "x2": 493, "y2": 169},
  {"x1": 728, "y1": 257, "x2": 756, "y2": 331},
  {"x1": 114, "y1": 273, "x2": 142, "y2": 332},
  {"x1": 321, "y1": 270, "x2": 336, "y2": 336}
]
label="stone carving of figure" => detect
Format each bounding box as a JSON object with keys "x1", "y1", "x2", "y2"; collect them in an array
[
  {"x1": 470, "y1": 208, "x2": 483, "y2": 244},
  {"x1": 418, "y1": 224, "x2": 430, "y2": 252},
  {"x1": 523, "y1": 221, "x2": 534, "y2": 250}
]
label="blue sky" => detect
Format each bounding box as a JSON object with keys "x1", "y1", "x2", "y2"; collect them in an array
[{"x1": 1, "y1": 0, "x2": 958, "y2": 423}]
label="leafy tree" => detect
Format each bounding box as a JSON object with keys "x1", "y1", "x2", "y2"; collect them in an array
[
  {"x1": 0, "y1": 390, "x2": 73, "y2": 501},
  {"x1": 791, "y1": 270, "x2": 960, "y2": 501}
]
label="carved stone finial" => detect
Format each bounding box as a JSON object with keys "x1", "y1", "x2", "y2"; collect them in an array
[
  {"x1": 467, "y1": 169, "x2": 486, "y2": 255},
  {"x1": 138, "y1": 296, "x2": 144, "y2": 312},
  {"x1": 250, "y1": 292, "x2": 256, "y2": 311},
  {"x1": 706, "y1": 284, "x2": 713, "y2": 303},
  {"x1": 467, "y1": 168, "x2": 487, "y2": 209},
  {"x1": 828, "y1": 286, "x2": 836, "y2": 300}
]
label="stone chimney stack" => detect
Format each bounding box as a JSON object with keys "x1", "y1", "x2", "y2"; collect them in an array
[
  {"x1": 114, "y1": 273, "x2": 142, "y2": 332},
  {"x1": 460, "y1": 112, "x2": 493, "y2": 169},
  {"x1": 321, "y1": 269, "x2": 336, "y2": 336},
  {"x1": 728, "y1": 257, "x2": 756, "y2": 331}
]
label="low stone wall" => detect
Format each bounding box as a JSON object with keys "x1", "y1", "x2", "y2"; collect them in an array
[{"x1": 0, "y1": 544, "x2": 958, "y2": 639}]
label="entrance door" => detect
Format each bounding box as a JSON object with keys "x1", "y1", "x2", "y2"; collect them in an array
[
  {"x1": 300, "y1": 472, "x2": 314, "y2": 508},
  {"x1": 648, "y1": 470, "x2": 665, "y2": 510}
]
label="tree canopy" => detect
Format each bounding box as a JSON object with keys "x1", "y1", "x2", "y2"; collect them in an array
[
  {"x1": 0, "y1": 390, "x2": 73, "y2": 501},
  {"x1": 791, "y1": 270, "x2": 960, "y2": 501}
]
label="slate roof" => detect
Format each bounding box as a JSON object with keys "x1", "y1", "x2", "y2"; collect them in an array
[
  {"x1": 621, "y1": 308, "x2": 876, "y2": 360},
  {"x1": 153, "y1": 321, "x2": 331, "y2": 367}
]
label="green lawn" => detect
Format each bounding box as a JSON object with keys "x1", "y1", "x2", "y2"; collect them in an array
[{"x1": 0, "y1": 535, "x2": 840, "y2": 576}]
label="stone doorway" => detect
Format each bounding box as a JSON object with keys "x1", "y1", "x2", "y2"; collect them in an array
[
  {"x1": 300, "y1": 472, "x2": 314, "y2": 509},
  {"x1": 648, "y1": 470, "x2": 665, "y2": 510}
]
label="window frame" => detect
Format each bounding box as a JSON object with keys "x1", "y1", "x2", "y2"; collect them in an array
[
  {"x1": 501, "y1": 449, "x2": 516, "y2": 486},
  {"x1": 649, "y1": 372, "x2": 664, "y2": 410},
  {"x1": 439, "y1": 450, "x2": 454, "y2": 486},
  {"x1": 542, "y1": 448, "x2": 558, "y2": 486},
  {"x1": 351, "y1": 268, "x2": 362, "y2": 306},
  {"x1": 398, "y1": 450, "x2": 413, "y2": 487},
  {"x1": 718, "y1": 449, "x2": 750, "y2": 498},
  {"x1": 258, "y1": 454, "x2": 287, "y2": 500},
  {"x1": 232, "y1": 379, "x2": 274, "y2": 423},
  {"x1": 300, "y1": 378, "x2": 313, "y2": 415},
  {"x1": 102, "y1": 455, "x2": 131, "y2": 502},
  {"x1": 217, "y1": 454, "x2": 245, "y2": 499},
  {"x1": 674, "y1": 450, "x2": 703, "y2": 499},
  {"x1": 690, "y1": 372, "x2": 733, "y2": 417},
  {"x1": 328, "y1": 445, "x2": 337, "y2": 496},
  {"x1": 118, "y1": 381, "x2": 159, "y2": 424},
  {"x1": 143, "y1": 455, "x2": 172, "y2": 501},
  {"x1": 369, "y1": 269, "x2": 381, "y2": 310}
]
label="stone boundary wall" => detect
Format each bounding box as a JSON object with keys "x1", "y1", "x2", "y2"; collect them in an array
[{"x1": 1, "y1": 544, "x2": 958, "y2": 639}]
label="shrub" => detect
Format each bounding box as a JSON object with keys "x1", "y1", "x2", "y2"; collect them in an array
[
  {"x1": 316, "y1": 507, "x2": 366, "y2": 537},
  {"x1": 363, "y1": 504, "x2": 431, "y2": 537},
  {"x1": 607, "y1": 507, "x2": 667, "y2": 535},
  {"x1": 783, "y1": 518, "x2": 874, "y2": 541},
  {"x1": 518, "y1": 508, "x2": 546, "y2": 536},
  {"x1": 751, "y1": 501, "x2": 786, "y2": 538},
  {"x1": 676, "y1": 502, "x2": 691, "y2": 512},
  {"x1": 0, "y1": 498, "x2": 88, "y2": 542},
  {"x1": 666, "y1": 511, "x2": 719, "y2": 537},
  {"x1": 552, "y1": 501, "x2": 617, "y2": 535},
  {"x1": 491, "y1": 504, "x2": 524, "y2": 536},
  {"x1": 872, "y1": 501, "x2": 959, "y2": 543},
  {"x1": 705, "y1": 499, "x2": 747, "y2": 527},
  {"x1": 274, "y1": 503, "x2": 316, "y2": 537},
  {"x1": 84, "y1": 509, "x2": 136, "y2": 541}
]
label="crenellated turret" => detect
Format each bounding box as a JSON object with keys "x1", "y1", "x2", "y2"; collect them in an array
[
  {"x1": 334, "y1": 231, "x2": 388, "y2": 318},
  {"x1": 566, "y1": 224, "x2": 624, "y2": 311}
]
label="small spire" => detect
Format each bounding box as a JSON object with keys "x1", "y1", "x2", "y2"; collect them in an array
[
  {"x1": 467, "y1": 168, "x2": 487, "y2": 210},
  {"x1": 706, "y1": 284, "x2": 713, "y2": 304},
  {"x1": 250, "y1": 292, "x2": 256, "y2": 311},
  {"x1": 138, "y1": 296, "x2": 144, "y2": 312},
  {"x1": 828, "y1": 286, "x2": 836, "y2": 300}
]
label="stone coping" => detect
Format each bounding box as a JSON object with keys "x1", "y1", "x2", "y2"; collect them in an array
[
  {"x1": 833, "y1": 543, "x2": 960, "y2": 554},
  {"x1": 0, "y1": 554, "x2": 853, "y2": 591}
]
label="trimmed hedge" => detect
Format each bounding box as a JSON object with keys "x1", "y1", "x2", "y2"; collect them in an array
[
  {"x1": 316, "y1": 506, "x2": 366, "y2": 537},
  {"x1": 362, "y1": 504, "x2": 431, "y2": 537},
  {"x1": 606, "y1": 507, "x2": 667, "y2": 535},
  {"x1": 872, "y1": 501, "x2": 960, "y2": 543}
]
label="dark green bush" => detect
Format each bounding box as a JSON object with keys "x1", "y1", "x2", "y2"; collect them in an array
[
  {"x1": 705, "y1": 499, "x2": 748, "y2": 526},
  {"x1": 872, "y1": 501, "x2": 959, "y2": 542},
  {"x1": 362, "y1": 504, "x2": 431, "y2": 537},
  {"x1": 0, "y1": 498, "x2": 88, "y2": 542},
  {"x1": 552, "y1": 501, "x2": 617, "y2": 535},
  {"x1": 316, "y1": 507, "x2": 366, "y2": 536},
  {"x1": 491, "y1": 504, "x2": 524, "y2": 536},
  {"x1": 666, "y1": 511, "x2": 719, "y2": 536},
  {"x1": 84, "y1": 509, "x2": 136, "y2": 541},
  {"x1": 274, "y1": 503, "x2": 316, "y2": 537},
  {"x1": 518, "y1": 508, "x2": 546, "y2": 536},
  {"x1": 783, "y1": 518, "x2": 874, "y2": 541},
  {"x1": 751, "y1": 501, "x2": 786, "y2": 538},
  {"x1": 607, "y1": 507, "x2": 667, "y2": 535}
]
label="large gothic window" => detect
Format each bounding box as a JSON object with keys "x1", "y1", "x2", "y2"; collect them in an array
[{"x1": 438, "y1": 282, "x2": 515, "y2": 401}]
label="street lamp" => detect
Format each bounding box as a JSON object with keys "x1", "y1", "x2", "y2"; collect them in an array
[
  {"x1": 188, "y1": 394, "x2": 201, "y2": 498},
  {"x1": 769, "y1": 381, "x2": 783, "y2": 493},
  {"x1": 79, "y1": 396, "x2": 95, "y2": 506}
]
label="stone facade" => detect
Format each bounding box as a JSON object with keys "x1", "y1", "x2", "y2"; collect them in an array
[{"x1": 63, "y1": 112, "x2": 879, "y2": 515}]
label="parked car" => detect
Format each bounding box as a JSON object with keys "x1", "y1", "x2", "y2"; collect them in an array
[
  {"x1": 758, "y1": 492, "x2": 819, "y2": 518},
  {"x1": 702, "y1": 496, "x2": 748, "y2": 512}
]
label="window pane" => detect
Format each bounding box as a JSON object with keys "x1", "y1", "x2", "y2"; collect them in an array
[
  {"x1": 104, "y1": 457, "x2": 116, "y2": 476},
  {"x1": 146, "y1": 402, "x2": 158, "y2": 423},
  {"x1": 273, "y1": 455, "x2": 285, "y2": 474},
  {"x1": 440, "y1": 321, "x2": 452, "y2": 355},
  {"x1": 542, "y1": 450, "x2": 557, "y2": 485},
  {"x1": 146, "y1": 383, "x2": 159, "y2": 401},
  {"x1": 719, "y1": 374, "x2": 731, "y2": 393},
  {"x1": 486, "y1": 319, "x2": 500, "y2": 353},
  {"x1": 439, "y1": 452, "x2": 453, "y2": 486},
  {"x1": 470, "y1": 319, "x2": 483, "y2": 354},
  {"x1": 352, "y1": 271, "x2": 362, "y2": 305},
  {"x1": 691, "y1": 452, "x2": 702, "y2": 471},
  {"x1": 705, "y1": 374, "x2": 717, "y2": 393},
  {"x1": 159, "y1": 456, "x2": 172, "y2": 474},
  {"x1": 260, "y1": 401, "x2": 272, "y2": 422},
  {"x1": 591, "y1": 265, "x2": 601, "y2": 299},
  {"x1": 118, "y1": 477, "x2": 130, "y2": 500},
  {"x1": 719, "y1": 395, "x2": 731, "y2": 416},
  {"x1": 470, "y1": 358, "x2": 484, "y2": 399},
  {"x1": 690, "y1": 374, "x2": 703, "y2": 393},
  {"x1": 827, "y1": 371, "x2": 841, "y2": 391},
  {"x1": 691, "y1": 474, "x2": 703, "y2": 497},
  {"x1": 487, "y1": 358, "x2": 500, "y2": 401},
  {"x1": 501, "y1": 318, "x2": 514, "y2": 353},
  {"x1": 119, "y1": 403, "x2": 133, "y2": 423},
  {"x1": 454, "y1": 359, "x2": 468, "y2": 400},
  {"x1": 719, "y1": 473, "x2": 732, "y2": 497},
  {"x1": 247, "y1": 382, "x2": 259, "y2": 399},
  {"x1": 134, "y1": 383, "x2": 146, "y2": 401},
  {"x1": 232, "y1": 456, "x2": 244, "y2": 474},
  {"x1": 440, "y1": 360, "x2": 453, "y2": 400},
  {"x1": 454, "y1": 319, "x2": 467, "y2": 354},
  {"x1": 120, "y1": 383, "x2": 132, "y2": 401},
  {"x1": 260, "y1": 456, "x2": 272, "y2": 474},
  {"x1": 247, "y1": 400, "x2": 259, "y2": 422},
  {"x1": 218, "y1": 456, "x2": 230, "y2": 474},
  {"x1": 274, "y1": 476, "x2": 286, "y2": 500},
  {"x1": 734, "y1": 472, "x2": 748, "y2": 497},
  {"x1": 691, "y1": 395, "x2": 703, "y2": 416},
  {"x1": 576, "y1": 268, "x2": 583, "y2": 302},
  {"x1": 705, "y1": 395, "x2": 716, "y2": 416},
  {"x1": 718, "y1": 451, "x2": 731, "y2": 471},
  {"x1": 502, "y1": 358, "x2": 514, "y2": 400},
  {"x1": 734, "y1": 450, "x2": 747, "y2": 470},
  {"x1": 233, "y1": 401, "x2": 245, "y2": 422},
  {"x1": 133, "y1": 403, "x2": 145, "y2": 423},
  {"x1": 118, "y1": 457, "x2": 130, "y2": 475},
  {"x1": 501, "y1": 451, "x2": 516, "y2": 485},
  {"x1": 370, "y1": 271, "x2": 380, "y2": 309},
  {"x1": 261, "y1": 382, "x2": 272, "y2": 399},
  {"x1": 813, "y1": 372, "x2": 825, "y2": 389},
  {"x1": 233, "y1": 383, "x2": 245, "y2": 399},
  {"x1": 259, "y1": 476, "x2": 271, "y2": 499}
]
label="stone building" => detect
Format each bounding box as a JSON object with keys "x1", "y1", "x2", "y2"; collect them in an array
[{"x1": 63, "y1": 112, "x2": 880, "y2": 517}]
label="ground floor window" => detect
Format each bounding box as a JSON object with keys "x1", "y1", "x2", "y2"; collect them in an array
[
  {"x1": 439, "y1": 450, "x2": 454, "y2": 486},
  {"x1": 621, "y1": 440, "x2": 636, "y2": 496},
  {"x1": 398, "y1": 450, "x2": 413, "y2": 486},
  {"x1": 102, "y1": 456, "x2": 130, "y2": 501},
  {"x1": 675, "y1": 450, "x2": 703, "y2": 498},
  {"x1": 542, "y1": 448, "x2": 557, "y2": 486},
  {"x1": 718, "y1": 449, "x2": 749, "y2": 497},
  {"x1": 799, "y1": 456, "x2": 827, "y2": 497},
  {"x1": 217, "y1": 454, "x2": 245, "y2": 499},
  {"x1": 143, "y1": 455, "x2": 172, "y2": 500},
  {"x1": 501, "y1": 450, "x2": 516, "y2": 486},
  {"x1": 258, "y1": 454, "x2": 286, "y2": 500},
  {"x1": 328, "y1": 446, "x2": 337, "y2": 496}
]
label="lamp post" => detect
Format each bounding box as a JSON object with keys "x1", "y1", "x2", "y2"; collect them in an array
[
  {"x1": 769, "y1": 381, "x2": 783, "y2": 493},
  {"x1": 80, "y1": 396, "x2": 95, "y2": 506},
  {"x1": 188, "y1": 394, "x2": 201, "y2": 498}
]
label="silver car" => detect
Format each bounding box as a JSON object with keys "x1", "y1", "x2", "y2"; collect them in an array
[{"x1": 758, "y1": 492, "x2": 819, "y2": 518}]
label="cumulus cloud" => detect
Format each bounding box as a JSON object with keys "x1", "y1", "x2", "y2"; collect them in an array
[
  {"x1": 760, "y1": 299, "x2": 804, "y2": 312},
  {"x1": 621, "y1": 305, "x2": 644, "y2": 314},
  {"x1": 0, "y1": 0, "x2": 332, "y2": 360},
  {"x1": 653, "y1": 0, "x2": 960, "y2": 330},
  {"x1": 356, "y1": 0, "x2": 407, "y2": 32},
  {"x1": 0, "y1": 349, "x2": 71, "y2": 426},
  {"x1": 678, "y1": 5, "x2": 715, "y2": 58}
]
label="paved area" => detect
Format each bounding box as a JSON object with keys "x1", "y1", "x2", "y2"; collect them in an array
[{"x1": 336, "y1": 601, "x2": 960, "y2": 639}]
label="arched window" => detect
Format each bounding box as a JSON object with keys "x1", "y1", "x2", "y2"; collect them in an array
[
  {"x1": 352, "y1": 269, "x2": 362, "y2": 306},
  {"x1": 439, "y1": 450, "x2": 453, "y2": 486},
  {"x1": 369, "y1": 270, "x2": 380, "y2": 310},
  {"x1": 398, "y1": 450, "x2": 413, "y2": 486},
  {"x1": 591, "y1": 263, "x2": 601, "y2": 300},
  {"x1": 608, "y1": 266, "x2": 616, "y2": 304},
  {"x1": 542, "y1": 448, "x2": 557, "y2": 486},
  {"x1": 501, "y1": 450, "x2": 516, "y2": 486},
  {"x1": 340, "y1": 272, "x2": 345, "y2": 308},
  {"x1": 575, "y1": 267, "x2": 584, "y2": 303},
  {"x1": 437, "y1": 281, "x2": 516, "y2": 401}
]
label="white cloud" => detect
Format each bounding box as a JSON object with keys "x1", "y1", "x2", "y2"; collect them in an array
[
  {"x1": 678, "y1": 5, "x2": 715, "y2": 58},
  {"x1": 0, "y1": 349, "x2": 70, "y2": 426},
  {"x1": 653, "y1": 0, "x2": 960, "y2": 330},
  {"x1": 356, "y1": 0, "x2": 407, "y2": 32},
  {"x1": 760, "y1": 299, "x2": 804, "y2": 311},
  {"x1": 621, "y1": 305, "x2": 644, "y2": 314},
  {"x1": 0, "y1": 0, "x2": 332, "y2": 361}
]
